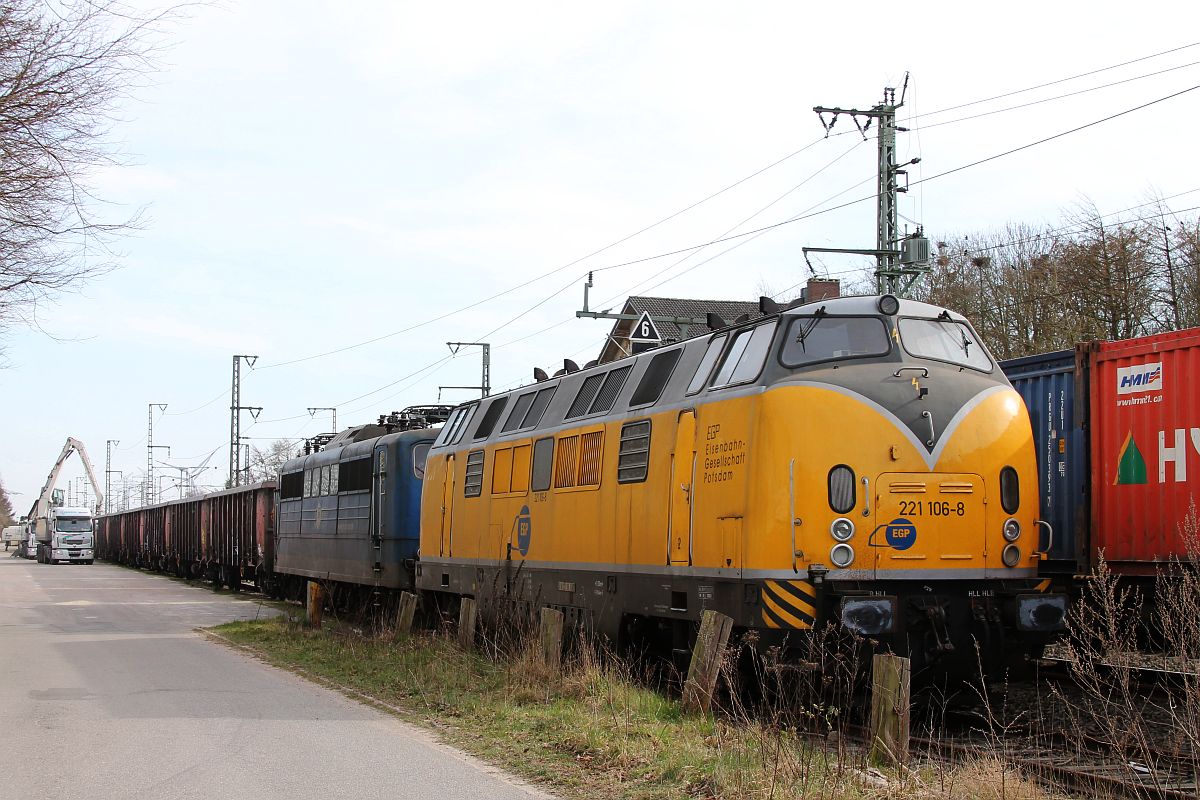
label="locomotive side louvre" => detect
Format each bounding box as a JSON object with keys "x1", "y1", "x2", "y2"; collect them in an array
[{"x1": 419, "y1": 295, "x2": 1066, "y2": 671}]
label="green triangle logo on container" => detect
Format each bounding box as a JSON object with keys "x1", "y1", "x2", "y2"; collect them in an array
[{"x1": 1114, "y1": 432, "x2": 1148, "y2": 485}]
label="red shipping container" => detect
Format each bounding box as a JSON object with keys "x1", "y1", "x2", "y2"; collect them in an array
[{"x1": 1088, "y1": 328, "x2": 1200, "y2": 574}]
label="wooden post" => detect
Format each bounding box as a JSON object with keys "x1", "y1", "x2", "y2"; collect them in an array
[
  {"x1": 393, "y1": 591, "x2": 418, "y2": 640},
  {"x1": 682, "y1": 610, "x2": 733, "y2": 714},
  {"x1": 869, "y1": 653, "x2": 911, "y2": 765},
  {"x1": 457, "y1": 597, "x2": 477, "y2": 651},
  {"x1": 539, "y1": 607, "x2": 565, "y2": 674},
  {"x1": 305, "y1": 581, "x2": 324, "y2": 629}
]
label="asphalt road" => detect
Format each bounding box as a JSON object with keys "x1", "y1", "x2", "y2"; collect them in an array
[{"x1": 0, "y1": 557, "x2": 552, "y2": 800}]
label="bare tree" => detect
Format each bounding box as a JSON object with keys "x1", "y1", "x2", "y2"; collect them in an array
[
  {"x1": 248, "y1": 439, "x2": 299, "y2": 483},
  {"x1": 0, "y1": 477, "x2": 14, "y2": 527},
  {"x1": 1058, "y1": 200, "x2": 1157, "y2": 341},
  {"x1": 0, "y1": 1, "x2": 168, "y2": 342}
]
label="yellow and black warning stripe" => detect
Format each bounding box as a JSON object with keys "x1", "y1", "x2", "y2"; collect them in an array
[
  {"x1": 1035, "y1": 579, "x2": 1051, "y2": 593},
  {"x1": 761, "y1": 579, "x2": 817, "y2": 629}
]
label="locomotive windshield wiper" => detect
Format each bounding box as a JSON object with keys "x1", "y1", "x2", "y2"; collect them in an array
[{"x1": 792, "y1": 307, "x2": 826, "y2": 352}]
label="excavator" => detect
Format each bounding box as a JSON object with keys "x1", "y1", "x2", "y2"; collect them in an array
[{"x1": 27, "y1": 438, "x2": 104, "y2": 564}]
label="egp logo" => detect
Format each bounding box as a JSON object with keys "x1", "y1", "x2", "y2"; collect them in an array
[
  {"x1": 885, "y1": 518, "x2": 917, "y2": 550},
  {"x1": 516, "y1": 505, "x2": 532, "y2": 556},
  {"x1": 1117, "y1": 362, "x2": 1162, "y2": 395}
]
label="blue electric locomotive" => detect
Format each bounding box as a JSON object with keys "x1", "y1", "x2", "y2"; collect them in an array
[{"x1": 273, "y1": 407, "x2": 451, "y2": 599}]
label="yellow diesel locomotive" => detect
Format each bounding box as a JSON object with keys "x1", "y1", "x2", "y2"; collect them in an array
[{"x1": 416, "y1": 294, "x2": 1066, "y2": 674}]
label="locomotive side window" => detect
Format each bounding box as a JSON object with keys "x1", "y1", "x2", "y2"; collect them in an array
[
  {"x1": 630, "y1": 349, "x2": 681, "y2": 406},
  {"x1": 319, "y1": 465, "x2": 331, "y2": 496},
  {"x1": 412, "y1": 442, "x2": 432, "y2": 479},
  {"x1": 617, "y1": 420, "x2": 652, "y2": 483},
  {"x1": 898, "y1": 317, "x2": 993, "y2": 372},
  {"x1": 531, "y1": 437, "x2": 555, "y2": 492},
  {"x1": 339, "y1": 458, "x2": 372, "y2": 491},
  {"x1": 328, "y1": 464, "x2": 339, "y2": 494},
  {"x1": 464, "y1": 449, "x2": 485, "y2": 497},
  {"x1": 303, "y1": 469, "x2": 313, "y2": 498},
  {"x1": 280, "y1": 472, "x2": 303, "y2": 500},
  {"x1": 473, "y1": 397, "x2": 508, "y2": 440},
  {"x1": 780, "y1": 316, "x2": 890, "y2": 367},
  {"x1": 686, "y1": 334, "x2": 727, "y2": 394},
  {"x1": 588, "y1": 365, "x2": 632, "y2": 415}
]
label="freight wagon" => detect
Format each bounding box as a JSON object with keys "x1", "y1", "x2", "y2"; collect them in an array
[
  {"x1": 95, "y1": 482, "x2": 276, "y2": 590},
  {"x1": 1001, "y1": 326, "x2": 1200, "y2": 588}
]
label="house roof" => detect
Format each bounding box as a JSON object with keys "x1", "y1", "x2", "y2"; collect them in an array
[
  {"x1": 622, "y1": 296, "x2": 765, "y2": 342},
  {"x1": 598, "y1": 295, "x2": 766, "y2": 363}
]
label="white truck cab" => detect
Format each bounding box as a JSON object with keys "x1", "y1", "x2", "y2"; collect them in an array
[{"x1": 43, "y1": 506, "x2": 94, "y2": 564}]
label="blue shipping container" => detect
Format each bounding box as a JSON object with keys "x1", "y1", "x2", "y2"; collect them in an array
[{"x1": 999, "y1": 350, "x2": 1087, "y2": 573}]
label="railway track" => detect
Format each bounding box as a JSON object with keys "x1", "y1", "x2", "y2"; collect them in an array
[{"x1": 911, "y1": 731, "x2": 1198, "y2": 800}]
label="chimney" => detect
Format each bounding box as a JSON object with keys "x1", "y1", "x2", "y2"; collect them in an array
[{"x1": 805, "y1": 278, "x2": 840, "y2": 301}]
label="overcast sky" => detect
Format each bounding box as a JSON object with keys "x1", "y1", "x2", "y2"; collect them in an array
[{"x1": 5, "y1": 1, "x2": 1199, "y2": 507}]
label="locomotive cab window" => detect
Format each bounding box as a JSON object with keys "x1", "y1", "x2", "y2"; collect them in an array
[
  {"x1": 711, "y1": 322, "x2": 777, "y2": 388},
  {"x1": 686, "y1": 334, "x2": 727, "y2": 394},
  {"x1": 412, "y1": 442, "x2": 432, "y2": 479},
  {"x1": 434, "y1": 405, "x2": 476, "y2": 448},
  {"x1": 780, "y1": 315, "x2": 890, "y2": 367},
  {"x1": 898, "y1": 317, "x2": 993, "y2": 372}
]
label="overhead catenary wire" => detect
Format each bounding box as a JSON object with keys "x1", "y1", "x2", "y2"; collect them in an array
[
  {"x1": 130, "y1": 57, "x2": 1200, "y2": 445},
  {"x1": 916, "y1": 40, "x2": 1199, "y2": 119},
  {"x1": 279, "y1": 84, "x2": 1200, "y2": 422},
  {"x1": 198, "y1": 42, "x2": 1200, "y2": 381},
  {"x1": 251, "y1": 138, "x2": 830, "y2": 371}
]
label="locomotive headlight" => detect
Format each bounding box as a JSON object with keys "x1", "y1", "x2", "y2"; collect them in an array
[
  {"x1": 878, "y1": 294, "x2": 900, "y2": 315},
  {"x1": 1002, "y1": 544, "x2": 1021, "y2": 567},
  {"x1": 830, "y1": 543, "x2": 855, "y2": 568},
  {"x1": 830, "y1": 517, "x2": 855, "y2": 541},
  {"x1": 1003, "y1": 518, "x2": 1021, "y2": 542}
]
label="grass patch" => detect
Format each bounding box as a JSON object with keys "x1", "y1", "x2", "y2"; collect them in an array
[{"x1": 213, "y1": 616, "x2": 1063, "y2": 800}]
